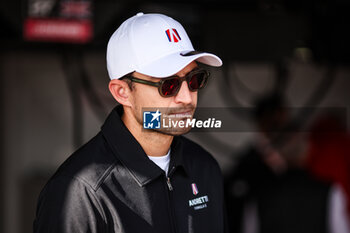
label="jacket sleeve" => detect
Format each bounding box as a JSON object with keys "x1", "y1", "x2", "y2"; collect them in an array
[{"x1": 33, "y1": 175, "x2": 106, "y2": 233}]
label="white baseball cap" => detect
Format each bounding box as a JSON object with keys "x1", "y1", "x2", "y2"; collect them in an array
[{"x1": 106, "y1": 12, "x2": 222, "y2": 80}]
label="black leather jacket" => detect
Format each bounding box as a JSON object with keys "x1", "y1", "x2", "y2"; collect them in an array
[{"x1": 34, "y1": 106, "x2": 228, "y2": 233}]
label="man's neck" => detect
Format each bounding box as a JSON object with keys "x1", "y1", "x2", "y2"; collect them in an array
[{"x1": 121, "y1": 110, "x2": 173, "y2": 157}]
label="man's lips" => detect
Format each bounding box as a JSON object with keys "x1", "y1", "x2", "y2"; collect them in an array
[
  {"x1": 167, "y1": 107, "x2": 194, "y2": 114},
  {"x1": 172, "y1": 110, "x2": 192, "y2": 114}
]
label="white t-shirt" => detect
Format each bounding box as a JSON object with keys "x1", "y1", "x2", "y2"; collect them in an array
[{"x1": 148, "y1": 149, "x2": 171, "y2": 176}]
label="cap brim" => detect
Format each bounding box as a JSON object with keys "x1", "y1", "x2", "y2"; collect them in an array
[{"x1": 136, "y1": 51, "x2": 222, "y2": 78}]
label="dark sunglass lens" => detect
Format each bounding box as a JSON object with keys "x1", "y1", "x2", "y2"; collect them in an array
[
  {"x1": 161, "y1": 78, "x2": 180, "y2": 96},
  {"x1": 189, "y1": 72, "x2": 206, "y2": 90}
]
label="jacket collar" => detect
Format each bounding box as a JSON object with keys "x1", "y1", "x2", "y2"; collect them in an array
[{"x1": 101, "y1": 105, "x2": 188, "y2": 187}]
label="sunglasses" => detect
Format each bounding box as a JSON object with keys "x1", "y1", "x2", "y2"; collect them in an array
[{"x1": 123, "y1": 68, "x2": 210, "y2": 97}]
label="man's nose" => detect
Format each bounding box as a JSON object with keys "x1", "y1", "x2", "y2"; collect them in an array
[{"x1": 174, "y1": 81, "x2": 193, "y2": 104}]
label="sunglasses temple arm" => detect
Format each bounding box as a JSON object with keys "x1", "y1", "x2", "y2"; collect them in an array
[{"x1": 129, "y1": 78, "x2": 160, "y2": 87}]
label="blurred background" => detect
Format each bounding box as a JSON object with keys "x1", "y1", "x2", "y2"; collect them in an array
[{"x1": 1, "y1": 0, "x2": 350, "y2": 233}]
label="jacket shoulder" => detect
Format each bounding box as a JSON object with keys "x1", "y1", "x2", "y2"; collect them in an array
[
  {"x1": 50, "y1": 132, "x2": 117, "y2": 191},
  {"x1": 180, "y1": 136, "x2": 221, "y2": 171}
]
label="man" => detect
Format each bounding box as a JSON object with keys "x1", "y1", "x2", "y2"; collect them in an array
[
  {"x1": 224, "y1": 93, "x2": 350, "y2": 233},
  {"x1": 34, "y1": 12, "x2": 227, "y2": 233}
]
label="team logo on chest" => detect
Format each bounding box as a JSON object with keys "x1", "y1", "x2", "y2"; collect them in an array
[
  {"x1": 191, "y1": 183, "x2": 199, "y2": 195},
  {"x1": 188, "y1": 183, "x2": 209, "y2": 210}
]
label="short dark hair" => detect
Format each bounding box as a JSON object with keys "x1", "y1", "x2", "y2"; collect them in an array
[{"x1": 120, "y1": 73, "x2": 135, "y2": 90}]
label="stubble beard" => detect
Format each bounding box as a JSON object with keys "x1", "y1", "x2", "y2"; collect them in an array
[{"x1": 134, "y1": 104, "x2": 196, "y2": 136}]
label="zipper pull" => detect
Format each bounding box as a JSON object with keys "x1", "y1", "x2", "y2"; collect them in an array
[
  {"x1": 166, "y1": 177, "x2": 173, "y2": 191},
  {"x1": 168, "y1": 166, "x2": 175, "y2": 176}
]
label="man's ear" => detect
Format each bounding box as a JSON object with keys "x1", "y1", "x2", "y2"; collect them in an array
[{"x1": 109, "y1": 79, "x2": 133, "y2": 107}]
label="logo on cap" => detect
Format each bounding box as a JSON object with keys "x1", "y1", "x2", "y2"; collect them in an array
[{"x1": 165, "y1": 28, "x2": 181, "y2": 43}]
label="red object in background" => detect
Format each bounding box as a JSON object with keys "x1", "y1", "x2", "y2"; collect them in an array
[
  {"x1": 60, "y1": 1, "x2": 91, "y2": 18},
  {"x1": 306, "y1": 114, "x2": 350, "y2": 217},
  {"x1": 24, "y1": 18, "x2": 92, "y2": 43}
]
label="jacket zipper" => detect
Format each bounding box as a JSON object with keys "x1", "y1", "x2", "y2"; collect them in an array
[
  {"x1": 165, "y1": 167, "x2": 177, "y2": 233},
  {"x1": 166, "y1": 177, "x2": 173, "y2": 191}
]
